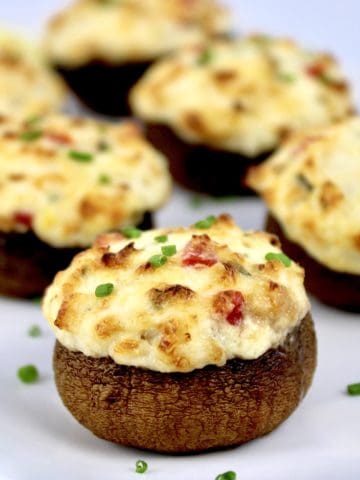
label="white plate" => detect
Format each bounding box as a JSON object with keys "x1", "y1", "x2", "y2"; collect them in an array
[{"x1": 1, "y1": 2, "x2": 360, "y2": 479}]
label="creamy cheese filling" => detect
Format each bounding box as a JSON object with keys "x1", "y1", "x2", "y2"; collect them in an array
[
  {"x1": 0, "y1": 114, "x2": 171, "y2": 247},
  {"x1": 131, "y1": 36, "x2": 352, "y2": 156},
  {"x1": 0, "y1": 29, "x2": 65, "y2": 117},
  {"x1": 247, "y1": 117, "x2": 360, "y2": 274},
  {"x1": 44, "y1": 0, "x2": 231, "y2": 66},
  {"x1": 43, "y1": 215, "x2": 310, "y2": 373}
]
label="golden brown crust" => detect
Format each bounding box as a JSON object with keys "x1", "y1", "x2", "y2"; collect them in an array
[
  {"x1": 43, "y1": 216, "x2": 310, "y2": 372},
  {"x1": 131, "y1": 36, "x2": 353, "y2": 156},
  {"x1": 53, "y1": 313, "x2": 316, "y2": 453},
  {"x1": 0, "y1": 114, "x2": 171, "y2": 247},
  {"x1": 44, "y1": 0, "x2": 231, "y2": 66}
]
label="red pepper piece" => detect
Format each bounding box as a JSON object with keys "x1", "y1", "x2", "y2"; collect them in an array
[
  {"x1": 213, "y1": 290, "x2": 245, "y2": 326},
  {"x1": 182, "y1": 235, "x2": 218, "y2": 267},
  {"x1": 14, "y1": 211, "x2": 33, "y2": 229}
]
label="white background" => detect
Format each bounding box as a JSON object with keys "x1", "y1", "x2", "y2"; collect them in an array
[{"x1": 0, "y1": 2, "x2": 360, "y2": 479}]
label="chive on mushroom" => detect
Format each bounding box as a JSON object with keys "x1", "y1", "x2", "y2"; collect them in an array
[
  {"x1": 265, "y1": 252, "x2": 292, "y2": 267},
  {"x1": 68, "y1": 150, "x2": 94, "y2": 162},
  {"x1": 148, "y1": 254, "x2": 168, "y2": 268},
  {"x1": 154, "y1": 234, "x2": 168, "y2": 243},
  {"x1": 161, "y1": 245, "x2": 177, "y2": 257},
  {"x1": 121, "y1": 226, "x2": 142, "y2": 239},
  {"x1": 95, "y1": 283, "x2": 114, "y2": 298},
  {"x1": 195, "y1": 215, "x2": 216, "y2": 229}
]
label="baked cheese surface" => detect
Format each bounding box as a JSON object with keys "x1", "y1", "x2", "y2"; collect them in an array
[
  {"x1": 131, "y1": 36, "x2": 352, "y2": 156},
  {"x1": 0, "y1": 29, "x2": 65, "y2": 117},
  {"x1": 43, "y1": 215, "x2": 310, "y2": 372},
  {"x1": 0, "y1": 114, "x2": 171, "y2": 247},
  {"x1": 45, "y1": 0, "x2": 230, "y2": 66},
  {"x1": 247, "y1": 117, "x2": 360, "y2": 274}
]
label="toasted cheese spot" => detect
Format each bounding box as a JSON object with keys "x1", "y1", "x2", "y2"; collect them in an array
[
  {"x1": 43, "y1": 215, "x2": 310, "y2": 373},
  {"x1": 319, "y1": 180, "x2": 344, "y2": 210},
  {"x1": 149, "y1": 284, "x2": 195, "y2": 308},
  {"x1": 44, "y1": 0, "x2": 231, "y2": 67},
  {"x1": 0, "y1": 114, "x2": 171, "y2": 247},
  {"x1": 102, "y1": 242, "x2": 137, "y2": 267},
  {"x1": 95, "y1": 315, "x2": 122, "y2": 339},
  {"x1": 114, "y1": 338, "x2": 140, "y2": 353},
  {"x1": 131, "y1": 36, "x2": 352, "y2": 156},
  {"x1": 247, "y1": 117, "x2": 360, "y2": 274}
]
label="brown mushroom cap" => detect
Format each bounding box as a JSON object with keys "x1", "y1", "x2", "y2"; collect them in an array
[{"x1": 53, "y1": 313, "x2": 316, "y2": 454}]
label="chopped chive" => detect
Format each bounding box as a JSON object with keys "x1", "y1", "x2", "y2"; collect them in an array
[
  {"x1": 278, "y1": 72, "x2": 296, "y2": 82},
  {"x1": 194, "y1": 215, "x2": 216, "y2": 229},
  {"x1": 149, "y1": 254, "x2": 168, "y2": 268},
  {"x1": 68, "y1": 150, "x2": 94, "y2": 162},
  {"x1": 20, "y1": 130, "x2": 42, "y2": 142},
  {"x1": 98, "y1": 173, "x2": 111, "y2": 184},
  {"x1": 265, "y1": 252, "x2": 292, "y2": 267},
  {"x1": 95, "y1": 283, "x2": 114, "y2": 298},
  {"x1": 135, "y1": 460, "x2": 148, "y2": 474},
  {"x1": 28, "y1": 325, "x2": 42, "y2": 337},
  {"x1": 25, "y1": 115, "x2": 41, "y2": 127},
  {"x1": 215, "y1": 471, "x2": 237, "y2": 480},
  {"x1": 121, "y1": 226, "x2": 142, "y2": 239},
  {"x1": 17, "y1": 365, "x2": 39, "y2": 384},
  {"x1": 296, "y1": 173, "x2": 314, "y2": 192},
  {"x1": 155, "y1": 234, "x2": 168, "y2": 243},
  {"x1": 189, "y1": 194, "x2": 203, "y2": 208},
  {"x1": 161, "y1": 245, "x2": 177, "y2": 257},
  {"x1": 197, "y1": 49, "x2": 213, "y2": 66},
  {"x1": 347, "y1": 383, "x2": 360, "y2": 395}
]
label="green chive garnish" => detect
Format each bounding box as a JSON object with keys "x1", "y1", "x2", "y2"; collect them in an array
[
  {"x1": 161, "y1": 245, "x2": 177, "y2": 257},
  {"x1": 17, "y1": 365, "x2": 39, "y2": 384},
  {"x1": 265, "y1": 252, "x2": 292, "y2": 267},
  {"x1": 68, "y1": 150, "x2": 94, "y2": 162},
  {"x1": 215, "y1": 471, "x2": 237, "y2": 480},
  {"x1": 95, "y1": 283, "x2": 114, "y2": 297},
  {"x1": 278, "y1": 72, "x2": 296, "y2": 82},
  {"x1": 25, "y1": 115, "x2": 41, "y2": 127},
  {"x1": 20, "y1": 130, "x2": 42, "y2": 141},
  {"x1": 149, "y1": 254, "x2": 168, "y2": 268},
  {"x1": 98, "y1": 174, "x2": 111, "y2": 184},
  {"x1": 121, "y1": 226, "x2": 142, "y2": 239},
  {"x1": 195, "y1": 215, "x2": 216, "y2": 229},
  {"x1": 155, "y1": 234, "x2": 168, "y2": 243},
  {"x1": 347, "y1": 383, "x2": 360, "y2": 395},
  {"x1": 197, "y1": 49, "x2": 213, "y2": 66},
  {"x1": 28, "y1": 325, "x2": 42, "y2": 337},
  {"x1": 135, "y1": 460, "x2": 148, "y2": 474}
]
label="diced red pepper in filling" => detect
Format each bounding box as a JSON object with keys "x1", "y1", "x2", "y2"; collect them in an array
[
  {"x1": 306, "y1": 62, "x2": 326, "y2": 77},
  {"x1": 213, "y1": 290, "x2": 245, "y2": 326},
  {"x1": 182, "y1": 235, "x2": 218, "y2": 267},
  {"x1": 46, "y1": 132, "x2": 72, "y2": 145},
  {"x1": 14, "y1": 211, "x2": 33, "y2": 229}
]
